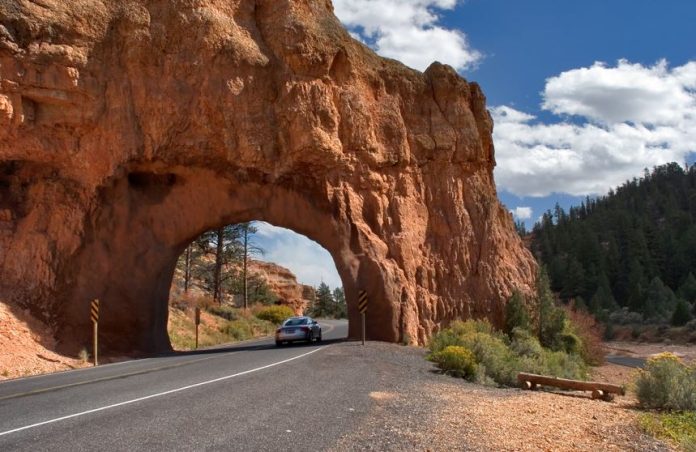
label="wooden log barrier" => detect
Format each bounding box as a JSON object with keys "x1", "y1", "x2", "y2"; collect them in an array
[{"x1": 518, "y1": 372, "x2": 625, "y2": 401}]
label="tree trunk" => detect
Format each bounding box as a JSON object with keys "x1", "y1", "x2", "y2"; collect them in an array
[
  {"x1": 243, "y1": 224, "x2": 248, "y2": 309},
  {"x1": 184, "y1": 244, "x2": 191, "y2": 292},
  {"x1": 214, "y1": 227, "x2": 224, "y2": 304}
]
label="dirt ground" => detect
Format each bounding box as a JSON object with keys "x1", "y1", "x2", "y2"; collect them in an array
[{"x1": 0, "y1": 301, "x2": 89, "y2": 380}]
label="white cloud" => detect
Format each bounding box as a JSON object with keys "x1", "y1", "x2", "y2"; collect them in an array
[
  {"x1": 253, "y1": 222, "x2": 343, "y2": 289},
  {"x1": 493, "y1": 60, "x2": 696, "y2": 197},
  {"x1": 333, "y1": 0, "x2": 481, "y2": 72},
  {"x1": 542, "y1": 59, "x2": 696, "y2": 125},
  {"x1": 510, "y1": 206, "x2": 532, "y2": 220}
]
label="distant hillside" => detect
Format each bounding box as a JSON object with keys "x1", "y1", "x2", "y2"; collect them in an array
[
  {"x1": 532, "y1": 163, "x2": 696, "y2": 325},
  {"x1": 170, "y1": 258, "x2": 314, "y2": 314}
]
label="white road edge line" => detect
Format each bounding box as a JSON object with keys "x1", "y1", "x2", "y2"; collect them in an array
[{"x1": 0, "y1": 346, "x2": 326, "y2": 438}]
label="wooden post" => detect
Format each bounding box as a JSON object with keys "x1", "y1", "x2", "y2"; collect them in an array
[
  {"x1": 93, "y1": 321, "x2": 98, "y2": 366},
  {"x1": 361, "y1": 312, "x2": 366, "y2": 346},
  {"x1": 195, "y1": 307, "x2": 201, "y2": 350},
  {"x1": 90, "y1": 299, "x2": 99, "y2": 366},
  {"x1": 358, "y1": 289, "x2": 368, "y2": 346}
]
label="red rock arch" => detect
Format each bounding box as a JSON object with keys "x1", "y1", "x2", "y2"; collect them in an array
[
  {"x1": 63, "y1": 164, "x2": 400, "y2": 352},
  {"x1": 0, "y1": 1, "x2": 537, "y2": 354}
]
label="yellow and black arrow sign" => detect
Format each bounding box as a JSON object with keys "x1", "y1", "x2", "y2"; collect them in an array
[
  {"x1": 90, "y1": 299, "x2": 99, "y2": 324},
  {"x1": 358, "y1": 290, "x2": 368, "y2": 314}
]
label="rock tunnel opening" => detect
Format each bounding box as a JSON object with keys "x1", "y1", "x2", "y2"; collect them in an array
[
  {"x1": 166, "y1": 221, "x2": 349, "y2": 350},
  {"x1": 60, "y1": 166, "x2": 399, "y2": 356}
]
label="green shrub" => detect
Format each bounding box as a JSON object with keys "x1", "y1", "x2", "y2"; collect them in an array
[
  {"x1": 450, "y1": 319, "x2": 495, "y2": 336},
  {"x1": 428, "y1": 319, "x2": 587, "y2": 387},
  {"x1": 207, "y1": 305, "x2": 239, "y2": 321},
  {"x1": 465, "y1": 331, "x2": 519, "y2": 386},
  {"x1": 505, "y1": 290, "x2": 531, "y2": 335},
  {"x1": 222, "y1": 320, "x2": 252, "y2": 340},
  {"x1": 255, "y1": 305, "x2": 295, "y2": 325},
  {"x1": 430, "y1": 345, "x2": 478, "y2": 379},
  {"x1": 635, "y1": 353, "x2": 696, "y2": 411},
  {"x1": 510, "y1": 328, "x2": 543, "y2": 359},
  {"x1": 429, "y1": 328, "x2": 465, "y2": 353},
  {"x1": 539, "y1": 300, "x2": 567, "y2": 350},
  {"x1": 539, "y1": 349, "x2": 588, "y2": 380},
  {"x1": 559, "y1": 332, "x2": 582, "y2": 355}
]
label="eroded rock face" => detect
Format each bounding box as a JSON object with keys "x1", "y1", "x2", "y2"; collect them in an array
[
  {"x1": 247, "y1": 260, "x2": 313, "y2": 314},
  {"x1": 0, "y1": 0, "x2": 537, "y2": 354}
]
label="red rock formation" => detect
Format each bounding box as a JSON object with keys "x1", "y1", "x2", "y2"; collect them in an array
[
  {"x1": 0, "y1": 0, "x2": 537, "y2": 354},
  {"x1": 247, "y1": 260, "x2": 313, "y2": 314}
]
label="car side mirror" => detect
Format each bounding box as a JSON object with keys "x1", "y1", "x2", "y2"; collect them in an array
[{"x1": 312, "y1": 320, "x2": 318, "y2": 324}]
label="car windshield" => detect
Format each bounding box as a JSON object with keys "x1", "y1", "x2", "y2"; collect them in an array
[{"x1": 283, "y1": 318, "x2": 309, "y2": 326}]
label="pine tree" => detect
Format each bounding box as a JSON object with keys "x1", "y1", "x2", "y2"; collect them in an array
[
  {"x1": 678, "y1": 273, "x2": 696, "y2": 303},
  {"x1": 505, "y1": 290, "x2": 530, "y2": 334},
  {"x1": 332, "y1": 287, "x2": 347, "y2": 319},
  {"x1": 238, "y1": 222, "x2": 263, "y2": 309},
  {"x1": 671, "y1": 299, "x2": 694, "y2": 326},
  {"x1": 196, "y1": 225, "x2": 244, "y2": 303},
  {"x1": 310, "y1": 283, "x2": 334, "y2": 318},
  {"x1": 176, "y1": 243, "x2": 201, "y2": 293}
]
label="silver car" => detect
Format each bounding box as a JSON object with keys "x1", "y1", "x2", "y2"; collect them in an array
[{"x1": 275, "y1": 316, "x2": 322, "y2": 346}]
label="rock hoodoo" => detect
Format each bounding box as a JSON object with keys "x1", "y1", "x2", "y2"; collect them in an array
[{"x1": 0, "y1": 0, "x2": 537, "y2": 353}]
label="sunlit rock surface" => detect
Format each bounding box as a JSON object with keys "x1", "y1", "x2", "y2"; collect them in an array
[{"x1": 0, "y1": 0, "x2": 537, "y2": 353}]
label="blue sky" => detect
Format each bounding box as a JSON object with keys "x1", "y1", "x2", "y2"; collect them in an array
[{"x1": 252, "y1": 0, "x2": 696, "y2": 287}]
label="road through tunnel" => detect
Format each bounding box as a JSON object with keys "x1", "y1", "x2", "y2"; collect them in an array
[{"x1": 60, "y1": 165, "x2": 400, "y2": 354}]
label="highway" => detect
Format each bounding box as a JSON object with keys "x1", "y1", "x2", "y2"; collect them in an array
[{"x1": 0, "y1": 319, "x2": 364, "y2": 451}]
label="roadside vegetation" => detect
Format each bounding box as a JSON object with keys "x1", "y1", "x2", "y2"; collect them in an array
[
  {"x1": 634, "y1": 353, "x2": 696, "y2": 449},
  {"x1": 167, "y1": 294, "x2": 277, "y2": 350},
  {"x1": 428, "y1": 270, "x2": 602, "y2": 386}
]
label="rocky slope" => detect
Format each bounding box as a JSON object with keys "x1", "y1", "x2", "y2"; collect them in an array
[
  {"x1": 0, "y1": 300, "x2": 87, "y2": 380},
  {"x1": 0, "y1": 0, "x2": 537, "y2": 354}
]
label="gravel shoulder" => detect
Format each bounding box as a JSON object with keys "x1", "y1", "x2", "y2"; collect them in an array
[{"x1": 330, "y1": 341, "x2": 671, "y2": 451}]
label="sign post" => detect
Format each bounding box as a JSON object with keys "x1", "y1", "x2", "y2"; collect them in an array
[
  {"x1": 90, "y1": 299, "x2": 99, "y2": 366},
  {"x1": 358, "y1": 290, "x2": 368, "y2": 346},
  {"x1": 195, "y1": 307, "x2": 201, "y2": 349}
]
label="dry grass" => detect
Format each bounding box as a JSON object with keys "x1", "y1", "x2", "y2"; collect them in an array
[{"x1": 167, "y1": 302, "x2": 275, "y2": 350}]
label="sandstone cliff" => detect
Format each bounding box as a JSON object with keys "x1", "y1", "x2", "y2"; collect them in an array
[
  {"x1": 247, "y1": 260, "x2": 314, "y2": 314},
  {"x1": 0, "y1": 0, "x2": 537, "y2": 353}
]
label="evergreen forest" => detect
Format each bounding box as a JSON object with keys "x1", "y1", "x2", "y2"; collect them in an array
[{"x1": 531, "y1": 163, "x2": 696, "y2": 326}]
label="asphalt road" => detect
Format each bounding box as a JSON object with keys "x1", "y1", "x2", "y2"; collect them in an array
[
  {"x1": 0, "y1": 319, "x2": 364, "y2": 451},
  {"x1": 605, "y1": 355, "x2": 646, "y2": 368}
]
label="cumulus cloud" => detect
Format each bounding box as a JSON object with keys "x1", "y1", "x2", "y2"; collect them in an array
[
  {"x1": 253, "y1": 222, "x2": 343, "y2": 289},
  {"x1": 333, "y1": 0, "x2": 481, "y2": 72},
  {"x1": 494, "y1": 60, "x2": 696, "y2": 197},
  {"x1": 543, "y1": 60, "x2": 696, "y2": 125},
  {"x1": 510, "y1": 206, "x2": 533, "y2": 220}
]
